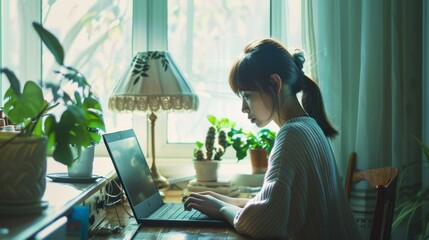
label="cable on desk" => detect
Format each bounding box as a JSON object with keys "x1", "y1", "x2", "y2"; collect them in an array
[
  {"x1": 120, "y1": 202, "x2": 134, "y2": 218},
  {"x1": 113, "y1": 201, "x2": 123, "y2": 227},
  {"x1": 89, "y1": 177, "x2": 130, "y2": 237},
  {"x1": 105, "y1": 199, "x2": 122, "y2": 207},
  {"x1": 103, "y1": 177, "x2": 124, "y2": 198},
  {"x1": 103, "y1": 178, "x2": 134, "y2": 219},
  {"x1": 102, "y1": 177, "x2": 126, "y2": 210},
  {"x1": 106, "y1": 178, "x2": 133, "y2": 218}
]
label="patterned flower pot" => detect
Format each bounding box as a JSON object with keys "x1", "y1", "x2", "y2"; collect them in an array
[{"x1": 0, "y1": 134, "x2": 47, "y2": 204}]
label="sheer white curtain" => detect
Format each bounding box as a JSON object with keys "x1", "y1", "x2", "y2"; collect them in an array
[
  {"x1": 303, "y1": 0, "x2": 423, "y2": 238},
  {"x1": 305, "y1": 0, "x2": 423, "y2": 182}
]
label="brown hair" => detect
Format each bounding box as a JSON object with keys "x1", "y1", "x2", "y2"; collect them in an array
[{"x1": 229, "y1": 38, "x2": 338, "y2": 139}]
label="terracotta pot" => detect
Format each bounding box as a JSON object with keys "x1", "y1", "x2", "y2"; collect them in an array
[
  {"x1": 0, "y1": 134, "x2": 47, "y2": 204},
  {"x1": 249, "y1": 149, "x2": 268, "y2": 174},
  {"x1": 193, "y1": 160, "x2": 220, "y2": 182}
]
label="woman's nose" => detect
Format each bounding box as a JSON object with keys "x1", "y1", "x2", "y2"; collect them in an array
[{"x1": 241, "y1": 99, "x2": 249, "y2": 113}]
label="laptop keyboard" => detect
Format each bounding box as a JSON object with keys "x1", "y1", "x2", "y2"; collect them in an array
[{"x1": 154, "y1": 204, "x2": 208, "y2": 220}]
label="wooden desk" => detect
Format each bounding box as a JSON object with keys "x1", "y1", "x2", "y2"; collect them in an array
[
  {"x1": 89, "y1": 190, "x2": 250, "y2": 240},
  {"x1": 0, "y1": 157, "x2": 116, "y2": 240}
]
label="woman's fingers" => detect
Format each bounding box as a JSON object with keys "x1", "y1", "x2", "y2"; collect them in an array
[
  {"x1": 184, "y1": 194, "x2": 205, "y2": 210},
  {"x1": 185, "y1": 202, "x2": 203, "y2": 212}
]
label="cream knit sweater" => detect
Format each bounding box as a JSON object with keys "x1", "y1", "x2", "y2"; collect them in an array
[{"x1": 233, "y1": 117, "x2": 361, "y2": 239}]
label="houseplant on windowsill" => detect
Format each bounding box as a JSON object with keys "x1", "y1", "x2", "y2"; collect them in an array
[
  {"x1": 193, "y1": 115, "x2": 235, "y2": 182},
  {"x1": 0, "y1": 22, "x2": 105, "y2": 208},
  {"x1": 228, "y1": 128, "x2": 276, "y2": 174}
]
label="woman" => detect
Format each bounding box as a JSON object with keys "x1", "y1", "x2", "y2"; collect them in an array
[{"x1": 184, "y1": 38, "x2": 360, "y2": 239}]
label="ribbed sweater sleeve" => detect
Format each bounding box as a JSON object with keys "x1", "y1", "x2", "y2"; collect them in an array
[{"x1": 233, "y1": 117, "x2": 361, "y2": 239}]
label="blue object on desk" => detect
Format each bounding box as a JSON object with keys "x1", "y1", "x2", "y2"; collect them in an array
[{"x1": 67, "y1": 206, "x2": 89, "y2": 240}]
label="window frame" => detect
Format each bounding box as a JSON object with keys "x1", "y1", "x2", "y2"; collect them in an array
[{"x1": 1, "y1": 0, "x2": 292, "y2": 164}]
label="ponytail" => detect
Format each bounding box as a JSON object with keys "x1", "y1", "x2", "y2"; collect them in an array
[
  {"x1": 292, "y1": 50, "x2": 338, "y2": 139},
  {"x1": 301, "y1": 75, "x2": 338, "y2": 139}
]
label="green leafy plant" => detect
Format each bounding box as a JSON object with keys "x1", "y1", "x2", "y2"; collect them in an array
[
  {"x1": 193, "y1": 115, "x2": 235, "y2": 161},
  {"x1": 0, "y1": 22, "x2": 105, "y2": 166},
  {"x1": 393, "y1": 136, "x2": 429, "y2": 240},
  {"x1": 228, "y1": 128, "x2": 276, "y2": 161}
]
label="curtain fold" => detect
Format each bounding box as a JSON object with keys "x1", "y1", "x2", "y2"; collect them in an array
[{"x1": 304, "y1": 0, "x2": 423, "y2": 238}]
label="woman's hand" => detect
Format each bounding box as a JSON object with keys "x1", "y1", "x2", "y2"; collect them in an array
[
  {"x1": 184, "y1": 192, "x2": 226, "y2": 219},
  {"x1": 184, "y1": 191, "x2": 244, "y2": 226}
]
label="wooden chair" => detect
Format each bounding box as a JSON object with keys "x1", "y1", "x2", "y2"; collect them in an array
[{"x1": 345, "y1": 152, "x2": 399, "y2": 240}]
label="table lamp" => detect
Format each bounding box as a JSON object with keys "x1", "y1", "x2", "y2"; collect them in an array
[{"x1": 108, "y1": 51, "x2": 199, "y2": 189}]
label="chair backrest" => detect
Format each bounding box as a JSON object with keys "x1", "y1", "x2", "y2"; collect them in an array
[{"x1": 344, "y1": 152, "x2": 399, "y2": 240}]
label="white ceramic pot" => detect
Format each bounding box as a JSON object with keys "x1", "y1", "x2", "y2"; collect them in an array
[
  {"x1": 193, "y1": 160, "x2": 220, "y2": 182},
  {"x1": 0, "y1": 133, "x2": 47, "y2": 203},
  {"x1": 68, "y1": 145, "x2": 95, "y2": 178}
]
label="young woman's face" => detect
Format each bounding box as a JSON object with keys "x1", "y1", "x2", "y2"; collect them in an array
[{"x1": 240, "y1": 90, "x2": 273, "y2": 128}]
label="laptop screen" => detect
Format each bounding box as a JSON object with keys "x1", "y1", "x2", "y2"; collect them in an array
[{"x1": 103, "y1": 130, "x2": 159, "y2": 207}]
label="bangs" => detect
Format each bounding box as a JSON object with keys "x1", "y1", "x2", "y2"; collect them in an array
[{"x1": 228, "y1": 54, "x2": 263, "y2": 95}]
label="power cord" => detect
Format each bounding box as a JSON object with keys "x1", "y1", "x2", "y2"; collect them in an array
[{"x1": 91, "y1": 177, "x2": 135, "y2": 237}]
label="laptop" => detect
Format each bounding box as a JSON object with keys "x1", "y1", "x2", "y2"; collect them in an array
[{"x1": 103, "y1": 129, "x2": 229, "y2": 227}]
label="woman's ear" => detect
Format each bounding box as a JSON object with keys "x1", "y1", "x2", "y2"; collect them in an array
[{"x1": 270, "y1": 74, "x2": 283, "y2": 93}]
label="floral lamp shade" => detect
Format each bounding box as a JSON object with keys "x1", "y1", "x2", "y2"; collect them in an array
[
  {"x1": 108, "y1": 51, "x2": 198, "y2": 190},
  {"x1": 108, "y1": 51, "x2": 199, "y2": 112}
]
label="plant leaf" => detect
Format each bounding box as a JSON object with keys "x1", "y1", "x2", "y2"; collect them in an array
[
  {"x1": 53, "y1": 142, "x2": 75, "y2": 166},
  {"x1": 32, "y1": 22, "x2": 65, "y2": 65},
  {"x1": 412, "y1": 135, "x2": 429, "y2": 161},
  {"x1": 1, "y1": 68, "x2": 21, "y2": 97},
  {"x1": 83, "y1": 97, "x2": 105, "y2": 134},
  {"x1": 3, "y1": 82, "x2": 46, "y2": 126},
  {"x1": 63, "y1": 107, "x2": 92, "y2": 146},
  {"x1": 196, "y1": 141, "x2": 203, "y2": 149},
  {"x1": 65, "y1": 69, "x2": 89, "y2": 89},
  {"x1": 43, "y1": 114, "x2": 57, "y2": 153},
  {"x1": 207, "y1": 115, "x2": 216, "y2": 126}
]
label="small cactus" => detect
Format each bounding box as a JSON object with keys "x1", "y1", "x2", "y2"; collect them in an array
[
  {"x1": 193, "y1": 115, "x2": 235, "y2": 161},
  {"x1": 205, "y1": 127, "x2": 216, "y2": 160},
  {"x1": 214, "y1": 147, "x2": 224, "y2": 160},
  {"x1": 195, "y1": 149, "x2": 204, "y2": 160},
  {"x1": 218, "y1": 130, "x2": 229, "y2": 149}
]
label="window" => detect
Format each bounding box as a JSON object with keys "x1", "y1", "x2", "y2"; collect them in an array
[
  {"x1": 1, "y1": 0, "x2": 303, "y2": 163},
  {"x1": 1, "y1": 0, "x2": 133, "y2": 154}
]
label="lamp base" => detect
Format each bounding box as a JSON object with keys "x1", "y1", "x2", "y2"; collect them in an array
[
  {"x1": 148, "y1": 112, "x2": 169, "y2": 191},
  {"x1": 151, "y1": 168, "x2": 169, "y2": 190}
]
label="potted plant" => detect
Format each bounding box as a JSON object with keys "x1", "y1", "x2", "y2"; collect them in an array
[
  {"x1": 0, "y1": 22, "x2": 105, "y2": 207},
  {"x1": 393, "y1": 136, "x2": 429, "y2": 240},
  {"x1": 193, "y1": 115, "x2": 235, "y2": 182},
  {"x1": 228, "y1": 128, "x2": 276, "y2": 174}
]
